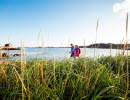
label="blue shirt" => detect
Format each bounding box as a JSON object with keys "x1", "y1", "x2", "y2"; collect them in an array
[{"x1": 70, "y1": 46, "x2": 75, "y2": 53}]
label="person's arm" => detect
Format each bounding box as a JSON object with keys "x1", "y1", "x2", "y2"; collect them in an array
[{"x1": 69, "y1": 48, "x2": 72, "y2": 53}]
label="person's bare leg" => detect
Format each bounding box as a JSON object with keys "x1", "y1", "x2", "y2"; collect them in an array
[{"x1": 78, "y1": 56, "x2": 80, "y2": 59}]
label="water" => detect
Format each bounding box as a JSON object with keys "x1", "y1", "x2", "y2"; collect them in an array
[{"x1": 0, "y1": 47, "x2": 126, "y2": 60}]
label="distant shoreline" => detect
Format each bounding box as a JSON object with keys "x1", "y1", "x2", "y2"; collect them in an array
[
  {"x1": 1, "y1": 43, "x2": 130, "y2": 50},
  {"x1": 36, "y1": 43, "x2": 130, "y2": 50},
  {"x1": 0, "y1": 47, "x2": 21, "y2": 50}
]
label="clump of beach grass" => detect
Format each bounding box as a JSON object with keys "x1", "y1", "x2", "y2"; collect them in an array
[{"x1": 0, "y1": 55, "x2": 129, "y2": 100}]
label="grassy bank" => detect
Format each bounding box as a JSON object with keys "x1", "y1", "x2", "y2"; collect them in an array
[{"x1": 0, "y1": 55, "x2": 129, "y2": 100}]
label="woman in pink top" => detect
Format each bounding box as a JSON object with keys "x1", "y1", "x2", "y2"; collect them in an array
[{"x1": 74, "y1": 45, "x2": 80, "y2": 59}]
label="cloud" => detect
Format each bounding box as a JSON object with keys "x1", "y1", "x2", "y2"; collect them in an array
[{"x1": 113, "y1": 0, "x2": 130, "y2": 13}]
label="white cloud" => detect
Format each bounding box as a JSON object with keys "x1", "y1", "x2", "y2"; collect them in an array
[{"x1": 113, "y1": 0, "x2": 130, "y2": 14}]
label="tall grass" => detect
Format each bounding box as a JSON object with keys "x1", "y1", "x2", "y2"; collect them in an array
[{"x1": 0, "y1": 55, "x2": 129, "y2": 100}]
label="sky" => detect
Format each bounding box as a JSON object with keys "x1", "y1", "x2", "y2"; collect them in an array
[{"x1": 0, "y1": 0, "x2": 129, "y2": 47}]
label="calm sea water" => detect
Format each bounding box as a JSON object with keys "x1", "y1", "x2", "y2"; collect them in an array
[{"x1": 0, "y1": 47, "x2": 126, "y2": 60}]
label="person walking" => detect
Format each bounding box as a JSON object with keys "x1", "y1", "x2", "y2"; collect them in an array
[
  {"x1": 74, "y1": 45, "x2": 80, "y2": 60},
  {"x1": 69, "y1": 44, "x2": 75, "y2": 57}
]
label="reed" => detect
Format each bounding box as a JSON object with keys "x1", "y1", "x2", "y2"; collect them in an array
[
  {"x1": 20, "y1": 40, "x2": 25, "y2": 100},
  {"x1": 125, "y1": 13, "x2": 129, "y2": 99},
  {"x1": 0, "y1": 66, "x2": 7, "y2": 88},
  {"x1": 94, "y1": 19, "x2": 99, "y2": 56},
  {"x1": 39, "y1": 65, "x2": 43, "y2": 84}
]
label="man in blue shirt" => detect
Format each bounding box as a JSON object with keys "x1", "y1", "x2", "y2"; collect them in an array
[{"x1": 69, "y1": 44, "x2": 75, "y2": 57}]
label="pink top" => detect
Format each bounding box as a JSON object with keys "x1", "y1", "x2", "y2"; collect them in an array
[{"x1": 74, "y1": 48, "x2": 80, "y2": 56}]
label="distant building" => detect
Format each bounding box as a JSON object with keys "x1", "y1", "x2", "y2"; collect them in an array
[{"x1": 4, "y1": 43, "x2": 13, "y2": 48}]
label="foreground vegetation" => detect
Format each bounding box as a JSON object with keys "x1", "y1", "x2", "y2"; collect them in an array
[{"x1": 0, "y1": 55, "x2": 129, "y2": 100}]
